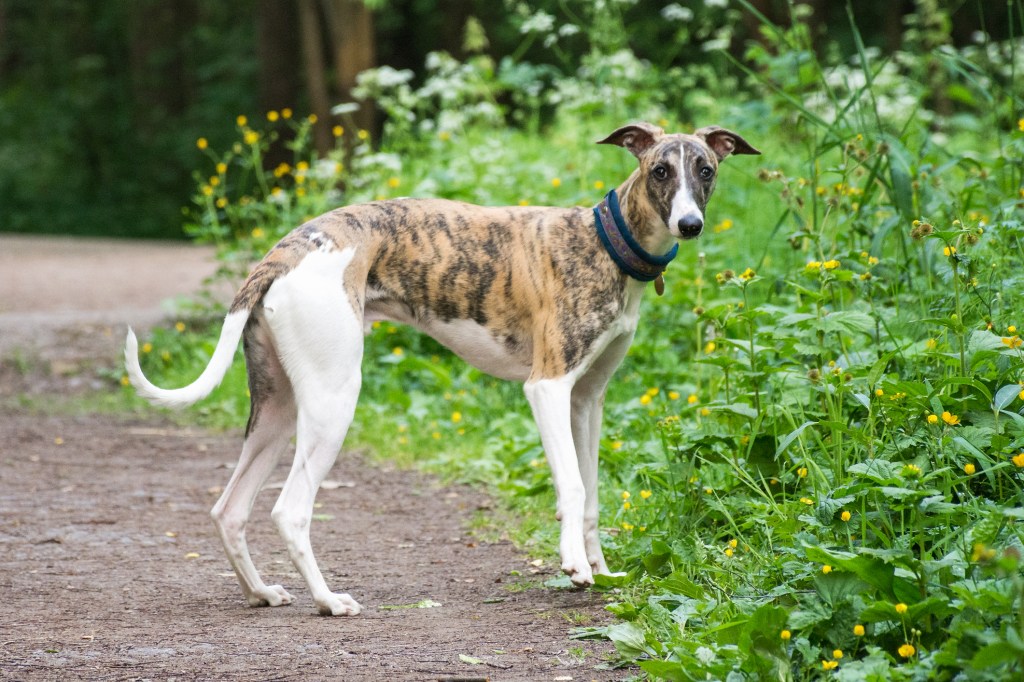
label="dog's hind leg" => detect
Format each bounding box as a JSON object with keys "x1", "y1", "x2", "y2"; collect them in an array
[
  {"x1": 210, "y1": 320, "x2": 297, "y2": 607},
  {"x1": 264, "y1": 247, "x2": 365, "y2": 616}
]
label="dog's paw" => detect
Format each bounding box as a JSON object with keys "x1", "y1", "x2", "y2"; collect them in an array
[
  {"x1": 590, "y1": 558, "x2": 611, "y2": 576},
  {"x1": 316, "y1": 592, "x2": 362, "y2": 617},
  {"x1": 563, "y1": 562, "x2": 595, "y2": 587},
  {"x1": 247, "y1": 584, "x2": 295, "y2": 607}
]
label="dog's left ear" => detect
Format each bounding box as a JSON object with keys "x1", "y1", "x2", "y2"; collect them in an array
[
  {"x1": 597, "y1": 122, "x2": 664, "y2": 159},
  {"x1": 694, "y1": 126, "x2": 761, "y2": 161}
]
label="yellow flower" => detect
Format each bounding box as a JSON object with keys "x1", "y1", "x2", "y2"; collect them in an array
[
  {"x1": 640, "y1": 489, "x2": 652, "y2": 499},
  {"x1": 1012, "y1": 452, "x2": 1024, "y2": 467},
  {"x1": 925, "y1": 338, "x2": 937, "y2": 350},
  {"x1": 1018, "y1": 118, "x2": 1024, "y2": 132},
  {"x1": 281, "y1": 108, "x2": 293, "y2": 119},
  {"x1": 623, "y1": 501, "x2": 631, "y2": 510},
  {"x1": 700, "y1": 407, "x2": 711, "y2": 417},
  {"x1": 266, "y1": 110, "x2": 279, "y2": 122},
  {"x1": 196, "y1": 137, "x2": 208, "y2": 150},
  {"x1": 174, "y1": 321, "x2": 186, "y2": 333},
  {"x1": 668, "y1": 391, "x2": 680, "y2": 400},
  {"x1": 853, "y1": 624, "x2": 865, "y2": 636},
  {"x1": 610, "y1": 440, "x2": 623, "y2": 450},
  {"x1": 236, "y1": 115, "x2": 247, "y2": 126},
  {"x1": 215, "y1": 197, "x2": 228, "y2": 208},
  {"x1": 875, "y1": 388, "x2": 884, "y2": 397},
  {"x1": 432, "y1": 431, "x2": 441, "y2": 440},
  {"x1": 646, "y1": 387, "x2": 659, "y2": 397},
  {"x1": 841, "y1": 511, "x2": 852, "y2": 522},
  {"x1": 822, "y1": 660, "x2": 838, "y2": 670},
  {"x1": 594, "y1": 180, "x2": 605, "y2": 190},
  {"x1": 1008, "y1": 325, "x2": 1017, "y2": 334},
  {"x1": 120, "y1": 375, "x2": 130, "y2": 387},
  {"x1": 208, "y1": 176, "x2": 220, "y2": 187},
  {"x1": 894, "y1": 603, "x2": 908, "y2": 614},
  {"x1": 713, "y1": 218, "x2": 734, "y2": 233},
  {"x1": 927, "y1": 413, "x2": 939, "y2": 425},
  {"x1": 438, "y1": 130, "x2": 451, "y2": 142},
  {"x1": 332, "y1": 125, "x2": 344, "y2": 137},
  {"x1": 639, "y1": 394, "x2": 652, "y2": 405},
  {"x1": 1002, "y1": 336, "x2": 1023, "y2": 348},
  {"x1": 392, "y1": 347, "x2": 403, "y2": 356},
  {"x1": 728, "y1": 538, "x2": 738, "y2": 549},
  {"x1": 941, "y1": 411, "x2": 960, "y2": 426},
  {"x1": 822, "y1": 564, "x2": 832, "y2": 574},
  {"x1": 797, "y1": 467, "x2": 808, "y2": 478},
  {"x1": 244, "y1": 130, "x2": 260, "y2": 145},
  {"x1": 943, "y1": 245, "x2": 956, "y2": 257},
  {"x1": 800, "y1": 497, "x2": 814, "y2": 506},
  {"x1": 201, "y1": 184, "x2": 213, "y2": 197},
  {"x1": 216, "y1": 162, "x2": 227, "y2": 175},
  {"x1": 551, "y1": 177, "x2": 561, "y2": 188},
  {"x1": 964, "y1": 463, "x2": 976, "y2": 475},
  {"x1": 823, "y1": 259, "x2": 841, "y2": 270},
  {"x1": 833, "y1": 649, "x2": 844, "y2": 659},
  {"x1": 780, "y1": 629, "x2": 792, "y2": 640},
  {"x1": 621, "y1": 491, "x2": 630, "y2": 500},
  {"x1": 251, "y1": 227, "x2": 265, "y2": 239},
  {"x1": 388, "y1": 177, "x2": 401, "y2": 189},
  {"x1": 902, "y1": 463, "x2": 922, "y2": 477},
  {"x1": 451, "y1": 411, "x2": 462, "y2": 423},
  {"x1": 898, "y1": 643, "x2": 916, "y2": 658},
  {"x1": 141, "y1": 342, "x2": 153, "y2": 354},
  {"x1": 739, "y1": 267, "x2": 756, "y2": 281},
  {"x1": 357, "y1": 129, "x2": 369, "y2": 140},
  {"x1": 704, "y1": 341, "x2": 716, "y2": 354},
  {"x1": 621, "y1": 522, "x2": 634, "y2": 531},
  {"x1": 687, "y1": 394, "x2": 698, "y2": 405},
  {"x1": 724, "y1": 547, "x2": 734, "y2": 557},
  {"x1": 806, "y1": 260, "x2": 822, "y2": 271},
  {"x1": 307, "y1": 114, "x2": 318, "y2": 124}
]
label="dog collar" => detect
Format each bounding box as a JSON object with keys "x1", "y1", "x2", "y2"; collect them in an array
[{"x1": 593, "y1": 189, "x2": 678, "y2": 284}]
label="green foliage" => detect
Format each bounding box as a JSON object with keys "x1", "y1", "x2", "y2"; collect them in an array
[{"x1": 129, "y1": 2, "x2": 1024, "y2": 678}]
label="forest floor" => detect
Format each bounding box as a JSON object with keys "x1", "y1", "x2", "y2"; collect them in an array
[{"x1": 0, "y1": 235, "x2": 628, "y2": 682}]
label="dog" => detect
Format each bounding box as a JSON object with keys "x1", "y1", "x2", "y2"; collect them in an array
[{"x1": 125, "y1": 122, "x2": 759, "y2": 615}]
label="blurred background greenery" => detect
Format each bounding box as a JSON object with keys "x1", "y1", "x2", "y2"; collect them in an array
[{"x1": 0, "y1": 0, "x2": 1014, "y2": 239}]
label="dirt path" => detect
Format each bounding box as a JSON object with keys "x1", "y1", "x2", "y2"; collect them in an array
[{"x1": 0, "y1": 236, "x2": 626, "y2": 681}]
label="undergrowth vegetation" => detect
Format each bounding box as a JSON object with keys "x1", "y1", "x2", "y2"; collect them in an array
[{"x1": 129, "y1": 2, "x2": 1024, "y2": 679}]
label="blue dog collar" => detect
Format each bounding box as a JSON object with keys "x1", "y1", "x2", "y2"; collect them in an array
[{"x1": 593, "y1": 189, "x2": 678, "y2": 282}]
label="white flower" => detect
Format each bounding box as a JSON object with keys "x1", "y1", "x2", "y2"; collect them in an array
[
  {"x1": 705, "y1": 0, "x2": 728, "y2": 7},
  {"x1": 661, "y1": 3, "x2": 694, "y2": 21},
  {"x1": 695, "y1": 646, "x2": 717, "y2": 665},
  {"x1": 520, "y1": 11, "x2": 555, "y2": 34}
]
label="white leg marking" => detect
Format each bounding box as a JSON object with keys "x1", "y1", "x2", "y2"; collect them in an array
[
  {"x1": 524, "y1": 375, "x2": 592, "y2": 586},
  {"x1": 571, "y1": 384, "x2": 610, "y2": 576},
  {"x1": 211, "y1": 392, "x2": 296, "y2": 607},
  {"x1": 263, "y1": 247, "x2": 364, "y2": 616}
]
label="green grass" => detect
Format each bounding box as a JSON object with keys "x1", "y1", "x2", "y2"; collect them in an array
[{"x1": 128, "y1": 5, "x2": 1024, "y2": 679}]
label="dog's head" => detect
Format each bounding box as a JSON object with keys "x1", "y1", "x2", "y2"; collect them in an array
[{"x1": 598, "y1": 122, "x2": 759, "y2": 240}]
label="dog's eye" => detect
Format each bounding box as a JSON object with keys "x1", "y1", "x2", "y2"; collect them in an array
[
  {"x1": 699, "y1": 166, "x2": 714, "y2": 180},
  {"x1": 652, "y1": 165, "x2": 669, "y2": 180}
]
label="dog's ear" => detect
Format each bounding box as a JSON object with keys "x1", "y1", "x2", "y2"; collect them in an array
[
  {"x1": 597, "y1": 122, "x2": 664, "y2": 158},
  {"x1": 694, "y1": 126, "x2": 761, "y2": 160}
]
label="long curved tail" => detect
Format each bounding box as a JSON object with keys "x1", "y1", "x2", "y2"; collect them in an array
[{"x1": 124, "y1": 310, "x2": 250, "y2": 409}]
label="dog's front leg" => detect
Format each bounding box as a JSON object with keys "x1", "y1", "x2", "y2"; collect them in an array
[
  {"x1": 524, "y1": 376, "x2": 593, "y2": 586},
  {"x1": 571, "y1": 384, "x2": 610, "y2": 576}
]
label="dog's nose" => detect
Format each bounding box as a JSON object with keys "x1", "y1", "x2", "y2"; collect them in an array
[{"x1": 677, "y1": 216, "x2": 703, "y2": 239}]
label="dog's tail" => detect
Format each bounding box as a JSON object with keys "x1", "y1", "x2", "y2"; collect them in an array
[{"x1": 124, "y1": 310, "x2": 250, "y2": 409}]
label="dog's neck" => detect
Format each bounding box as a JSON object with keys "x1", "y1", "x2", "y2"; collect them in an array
[
  {"x1": 593, "y1": 188, "x2": 677, "y2": 283},
  {"x1": 614, "y1": 173, "x2": 679, "y2": 259}
]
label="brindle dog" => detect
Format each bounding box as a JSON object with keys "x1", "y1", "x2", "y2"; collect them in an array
[{"x1": 126, "y1": 122, "x2": 759, "y2": 615}]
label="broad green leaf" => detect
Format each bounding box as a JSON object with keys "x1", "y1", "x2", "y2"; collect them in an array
[
  {"x1": 994, "y1": 383, "x2": 1022, "y2": 410},
  {"x1": 776, "y1": 420, "x2": 816, "y2": 458}
]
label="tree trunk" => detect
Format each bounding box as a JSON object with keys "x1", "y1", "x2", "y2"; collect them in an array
[
  {"x1": 256, "y1": 0, "x2": 302, "y2": 115},
  {"x1": 298, "y1": 0, "x2": 332, "y2": 154},
  {"x1": 324, "y1": 0, "x2": 376, "y2": 135}
]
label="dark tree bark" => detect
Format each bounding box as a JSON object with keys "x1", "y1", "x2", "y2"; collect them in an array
[
  {"x1": 256, "y1": 0, "x2": 302, "y2": 115},
  {"x1": 299, "y1": 0, "x2": 332, "y2": 154},
  {"x1": 324, "y1": 0, "x2": 376, "y2": 135}
]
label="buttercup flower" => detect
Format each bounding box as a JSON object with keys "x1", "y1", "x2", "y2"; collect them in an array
[
  {"x1": 898, "y1": 643, "x2": 916, "y2": 658},
  {"x1": 895, "y1": 603, "x2": 908, "y2": 614},
  {"x1": 853, "y1": 624, "x2": 865, "y2": 636},
  {"x1": 780, "y1": 629, "x2": 791, "y2": 640},
  {"x1": 941, "y1": 411, "x2": 960, "y2": 426}
]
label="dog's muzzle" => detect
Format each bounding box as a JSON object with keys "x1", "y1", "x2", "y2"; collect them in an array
[{"x1": 677, "y1": 216, "x2": 704, "y2": 239}]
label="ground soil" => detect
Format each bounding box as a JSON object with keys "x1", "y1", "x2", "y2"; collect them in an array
[{"x1": 0, "y1": 235, "x2": 629, "y2": 681}]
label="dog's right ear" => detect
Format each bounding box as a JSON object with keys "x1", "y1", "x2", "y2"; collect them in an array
[{"x1": 597, "y1": 122, "x2": 664, "y2": 159}]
